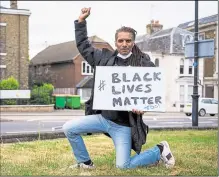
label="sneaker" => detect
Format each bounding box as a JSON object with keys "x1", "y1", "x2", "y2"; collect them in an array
[
  {"x1": 69, "y1": 162, "x2": 95, "y2": 169},
  {"x1": 159, "y1": 141, "x2": 175, "y2": 169}
]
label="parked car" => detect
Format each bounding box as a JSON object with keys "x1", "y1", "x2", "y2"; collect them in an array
[{"x1": 183, "y1": 97, "x2": 218, "y2": 117}]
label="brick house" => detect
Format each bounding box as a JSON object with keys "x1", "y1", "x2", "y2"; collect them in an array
[
  {"x1": 30, "y1": 36, "x2": 114, "y2": 102},
  {"x1": 0, "y1": 1, "x2": 31, "y2": 89},
  {"x1": 178, "y1": 14, "x2": 218, "y2": 100}
]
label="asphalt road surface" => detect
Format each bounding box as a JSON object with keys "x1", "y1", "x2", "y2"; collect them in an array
[{"x1": 1, "y1": 115, "x2": 218, "y2": 134}]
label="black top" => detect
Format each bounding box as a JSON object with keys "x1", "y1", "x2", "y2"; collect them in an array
[{"x1": 101, "y1": 55, "x2": 132, "y2": 127}]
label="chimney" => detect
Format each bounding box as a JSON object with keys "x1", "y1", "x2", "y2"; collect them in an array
[
  {"x1": 146, "y1": 20, "x2": 163, "y2": 35},
  {"x1": 10, "y1": 0, "x2": 17, "y2": 9}
]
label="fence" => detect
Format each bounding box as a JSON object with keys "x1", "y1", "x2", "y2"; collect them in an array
[
  {"x1": 53, "y1": 88, "x2": 75, "y2": 95},
  {"x1": 0, "y1": 88, "x2": 54, "y2": 105},
  {"x1": 0, "y1": 88, "x2": 77, "y2": 105}
]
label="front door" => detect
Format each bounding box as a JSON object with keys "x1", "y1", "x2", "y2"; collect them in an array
[{"x1": 205, "y1": 85, "x2": 214, "y2": 98}]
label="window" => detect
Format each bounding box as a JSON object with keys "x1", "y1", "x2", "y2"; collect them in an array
[
  {"x1": 181, "y1": 34, "x2": 193, "y2": 47},
  {"x1": 199, "y1": 33, "x2": 205, "y2": 41},
  {"x1": 189, "y1": 59, "x2": 193, "y2": 74},
  {"x1": 180, "y1": 85, "x2": 185, "y2": 103},
  {"x1": 201, "y1": 99, "x2": 211, "y2": 104},
  {"x1": 187, "y1": 85, "x2": 193, "y2": 102},
  {"x1": 81, "y1": 61, "x2": 93, "y2": 75},
  {"x1": 155, "y1": 58, "x2": 159, "y2": 67},
  {"x1": 211, "y1": 99, "x2": 218, "y2": 104},
  {"x1": 180, "y1": 59, "x2": 184, "y2": 74}
]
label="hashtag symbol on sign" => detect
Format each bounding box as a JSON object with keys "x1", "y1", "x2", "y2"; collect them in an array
[{"x1": 98, "y1": 80, "x2": 106, "y2": 91}]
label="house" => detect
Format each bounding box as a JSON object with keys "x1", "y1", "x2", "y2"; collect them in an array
[
  {"x1": 135, "y1": 20, "x2": 204, "y2": 112},
  {"x1": 30, "y1": 36, "x2": 114, "y2": 102},
  {"x1": 0, "y1": 1, "x2": 31, "y2": 89},
  {"x1": 178, "y1": 14, "x2": 218, "y2": 100}
]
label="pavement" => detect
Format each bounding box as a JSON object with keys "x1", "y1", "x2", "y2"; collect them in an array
[{"x1": 0, "y1": 109, "x2": 218, "y2": 144}]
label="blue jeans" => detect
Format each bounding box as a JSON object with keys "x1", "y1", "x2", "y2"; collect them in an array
[{"x1": 63, "y1": 114, "x2": 161, "y2": 169}]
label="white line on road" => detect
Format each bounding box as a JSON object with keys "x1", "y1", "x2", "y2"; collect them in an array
[
  {"x1": 52, "y1": 126, "x2": 63, "y2": 131},
  {"x1": 27, "y1": 119, "x2": 38, "y2": 122},
  {"x1": 41, "y1": 121, "x2": 66, "y2": 123},
  {"x1": 158, "y1": 121, "x2": 214, "y2": 124},
  {"x1": 153, "y1": 118, "x2": 157, "y2": 120},
  {"x1": 5, "y1": 130, "x2": 50, "y2": 134}
]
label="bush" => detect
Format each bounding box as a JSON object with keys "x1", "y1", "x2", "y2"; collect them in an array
[
  {"x1": 0, "y1": 77, "x2": 19, "y2": 105},
  {"x1": 0, "y1": 76, "x2": 19, "y2": 90},
  {"x1": 30, "y1": 83, "x2": 54, "y2": 105}
]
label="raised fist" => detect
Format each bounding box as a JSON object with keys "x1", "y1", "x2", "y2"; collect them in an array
[{"x1": 78, "y1": 7, "x2": 91, "y2": 22}]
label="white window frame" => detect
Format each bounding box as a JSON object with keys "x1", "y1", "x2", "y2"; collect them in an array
[
  {"x1": 188, "y1": 59, "x2": 193, "y2": 75},
  {"x1": 179, "y1": 85, "x2": 185, "y2": 103},
  {"x1": 179, "y1": 85, "x2": 185, "y2": 108},
  {"x1": 81, "y1": 61, "x2": 93, "y2": 75},
  {"x1": 198, "y1": 33, "x2": 205, "y2": 41},
  {"x1": 181, "y1": 34, "x2": 193, "y2": 48},
  {"x1": 187, "y1": 85, "x2": 193, "y2": 102},
  {"x1": 180, "y1": 58, "x2": 184, "y2": 75}
]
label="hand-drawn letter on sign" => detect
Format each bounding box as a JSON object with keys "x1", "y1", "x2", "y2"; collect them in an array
[{"x1": 93, "y1": 66, "x2": 166, "y2": 112}]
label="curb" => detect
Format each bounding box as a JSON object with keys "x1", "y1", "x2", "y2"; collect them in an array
[{"x1": 0, "y1": 126, "x2": 217, "y2": 144}]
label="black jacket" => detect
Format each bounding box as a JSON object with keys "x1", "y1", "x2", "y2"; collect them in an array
[{"x1": 75, "y1": 20, "x2": 155, "y2": 154}]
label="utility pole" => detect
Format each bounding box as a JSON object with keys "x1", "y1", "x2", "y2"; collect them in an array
[{"x1": 192, "y1": 0, "x2": 199, "y2": 126}]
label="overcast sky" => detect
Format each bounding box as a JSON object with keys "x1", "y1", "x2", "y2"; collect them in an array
[{"x1": 1, "y1": 1, "x2": 218, "y2": 58}]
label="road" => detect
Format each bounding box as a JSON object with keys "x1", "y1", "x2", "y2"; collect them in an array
[{"x1": 1, "y1": 112, "x2": 218, "y2": 134}]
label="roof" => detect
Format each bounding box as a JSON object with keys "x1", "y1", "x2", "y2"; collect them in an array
[
  {"x1": 135, "y1": 34, "x2": 149, "y2": 43},
  {"x1": 76, "y1": 76, "x2": 93, "y2": 88},
  {"x1": 135, "y1": 27, "x2": 194, "y2": 54},
  {"x1": 178, "y1": 14, "x2": 218, "y2": 29},
  {"x1": 30, "y1": 36, "x2": 110, "y2": 65},
  {"x1": 150, "y1": 28, "x2": 173, "y2": 38}
]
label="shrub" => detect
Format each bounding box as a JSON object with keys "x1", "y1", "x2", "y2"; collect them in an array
[
  {"x1": 30, "y1": 83, "x2": 54, "y2": 105},
  {"x1": 0, "y1": 77, "x2": 19, "y2": 105}
]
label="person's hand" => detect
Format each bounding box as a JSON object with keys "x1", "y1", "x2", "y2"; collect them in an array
[
  {"x1": 78, "y1": 7, "x2": 91, "y2": 22},
  {"x1": 132, "y1": 109, "x2": 145, "y2": 115}
]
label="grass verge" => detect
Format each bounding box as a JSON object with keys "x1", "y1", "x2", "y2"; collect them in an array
[{"x1": 0, "y1": 129, "x2": 218, "y2": 176}]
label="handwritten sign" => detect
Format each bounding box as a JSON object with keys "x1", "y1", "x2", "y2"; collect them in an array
[{"x1": 93, "y1": 66, "x2": 166, "y2": 112}]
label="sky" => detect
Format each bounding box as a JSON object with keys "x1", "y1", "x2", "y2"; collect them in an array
[{"x1": 1, "y1": 1, "x2": 218, "y2": 58}]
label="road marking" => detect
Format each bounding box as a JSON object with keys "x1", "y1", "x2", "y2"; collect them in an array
[
  {"x1": 52, "y1": 126, "x2": 63, "y2": 131},
  {"x1": 5, "y1": 130, "x2": 50, "y2": 134},
  {"x1": 27, "y1": 119, "x2": 37, "y2": 122},
  {"x1": 41, "y1": 121, "x2": 66, "y2": 123},
  {"x1": 153, "y1": 118, "x2": 157, "y2": 121},
  {"x1": 158, "y1": 121, "x2": 214, "y2": 124}
]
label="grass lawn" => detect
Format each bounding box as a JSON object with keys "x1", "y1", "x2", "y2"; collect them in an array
[{"x1": 0, "y1": 130, "x2": 218, "y2": 176}]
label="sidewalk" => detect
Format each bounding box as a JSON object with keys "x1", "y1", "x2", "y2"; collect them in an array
[
  {"x1": 0, "y1": 109, "x2": 188, "y2": 121},
  {"x1": 1, "y1": 109, "x2": 185, "y2": 116}
]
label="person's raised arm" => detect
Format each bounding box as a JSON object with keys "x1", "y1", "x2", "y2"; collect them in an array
[{"x1": 75, "y1": 7, "x2": 104, "y2": 67}]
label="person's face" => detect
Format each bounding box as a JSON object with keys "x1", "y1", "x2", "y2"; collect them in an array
[{"x1": 115, "y1": 32, "x2": 134, "y2": 55}]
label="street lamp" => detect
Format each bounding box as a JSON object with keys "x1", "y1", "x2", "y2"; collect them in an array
[
  {"x1": 185, "y1": 1, "x2": 215, "y2": 127},
  {"x1": 191, "y1": 0, "x2": 199, "y2": 126}
]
